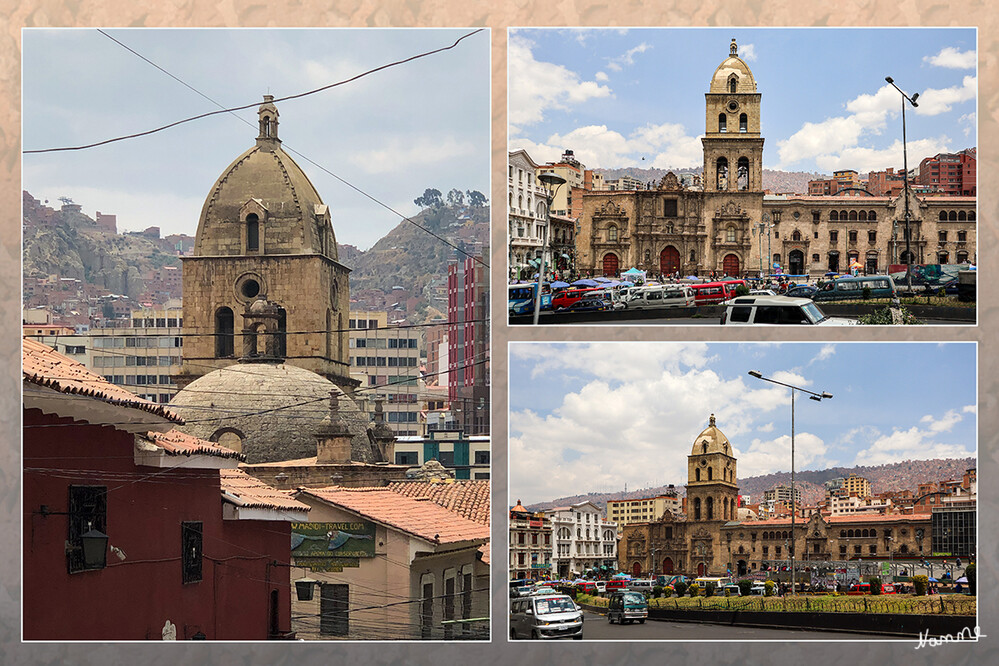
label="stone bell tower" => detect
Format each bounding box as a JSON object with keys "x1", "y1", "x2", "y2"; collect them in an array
[
  {"x1": 685, "y1": 414, "x2": 741, "y2": 576},
  {"x1": 179, "y1": 95, "x2": 355, "y2": 390}
]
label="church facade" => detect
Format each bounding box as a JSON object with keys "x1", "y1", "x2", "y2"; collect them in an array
[
  {"x1": 619, "y1": 415, "x2": 934, "y2": 581},
  {"x1": 577, "y1": 40, "x2": 977, "y2": 279}
]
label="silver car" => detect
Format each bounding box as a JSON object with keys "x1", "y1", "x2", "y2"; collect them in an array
[
  {"x1": 720, "y1": 295, "x2": 856, "y2": 325},
  {"x1": 510, "y1": 594, "x2": 583, "y2": 640}
]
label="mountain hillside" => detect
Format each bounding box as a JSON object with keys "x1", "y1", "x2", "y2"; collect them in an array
[
  {"x1": 524, "y1": 457, "x2": 975, "y2": 512},
  {"x1": 595, "y1": 166, "x2": 825, "y2": 195}
]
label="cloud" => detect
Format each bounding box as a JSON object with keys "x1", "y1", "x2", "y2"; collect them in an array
[
  {"x1": 959, "y1": 112, "x2": 976, "y2": 137},
  {"x1": 809, "y1": 344, "x2": 836, "y2": 366},
  {"x1": 510, "y1": 343, "x2": 714, "y2": 382},
  {"x1": 853, "y1": 407, "x2": 975, "y2": 466},
  {"x1": 507, "y1": 35, "x2": 612, "y2": 129},
  {"x1": 350, "y1": 135, "x2": 474, "y2": 174},
  {"x1": 776, "y1": 77, "x2": 973, "y2": 170},
  {"x1": 606, "y1": 42, "x2": 652, "y2": 71},
  {"x1": 757, "y1": 422, "x2": 775, "y2": 433},
  {"x1": 739, "y1": 432, "x2": 831, "y2": 478},
  {"x1": 739, "y1": 43, "x2": 757, "y2": 62},
  {"x1": 923, "y1": 47, "x2": 976, "y2": 69},
  {"x1": 914, "y1": 76, "x2": 977, "y2": 116},
  {"x1": 595, "y1": 71, "x2": 609, "y2": 82},
  {"x1": 509, "y1": 122, "x2": 703, "y2": 170}
]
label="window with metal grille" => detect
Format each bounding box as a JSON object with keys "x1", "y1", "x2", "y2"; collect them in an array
[
  {"x1": 421, "y1": 582, "x2": 434, "y2": 639},
  {"x1": 181, "y1": 521, "x2": 203, "y2": 584},
  {"x1": 67, "y1": 485, "x2": 107, "y2": 574}
]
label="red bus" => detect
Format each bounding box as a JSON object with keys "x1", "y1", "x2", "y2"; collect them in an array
[{"x1": 690, "y1": 281, "x2": 745, "y2": 305}]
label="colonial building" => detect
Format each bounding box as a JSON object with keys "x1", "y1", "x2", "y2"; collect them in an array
[
  {"x1": 508, "y1": 149, "x2": 549, "y2": 278},
  {"x1": 545, "y1": 501, "x2": 618, "y2": 578},
  {"x1": 606, "y1": 490, "x2": 681, "y2": 529},
  {"x1": 509, "y1": 500, "x2": 553, "y2": 580},
  {"x1": 576, "y1": 39, "x2": 977, "y2": 279},
  {"x1": 178, "y1": 96, "x2": 353, "y2": 389}
]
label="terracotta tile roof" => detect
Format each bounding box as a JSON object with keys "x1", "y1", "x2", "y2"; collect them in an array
[
  {"x1": 387, "y1": 480, "x2": 490, "y2": 525},
  {"x1": 22, "y1": 337, "x2": 181, "y2": 423},
  {"x1": 141, "y1": 429, "x2": 245, "y2": 461},
  {"x1": 478, "y1": 542, "x2": 490, "y2": 565},
  {"x1": 299, "y1": 487, "x2": 490, "y2": 545},
  {"x1": 732, "y1": 513, "x2": 928, "y2": 527},
  {"x1": 221, "y1": 469, "x2": 310, "y2": 512}
]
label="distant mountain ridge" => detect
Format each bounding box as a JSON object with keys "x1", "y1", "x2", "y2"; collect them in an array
[{"x1": 524, "y1": 457, "x2": 975, "y2": 512}]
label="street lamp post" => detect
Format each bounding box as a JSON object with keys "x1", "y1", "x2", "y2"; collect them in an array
[
  {"x1": 885, "y1": 76, "x2": 919, "y2": 293},
  {"x1": 533, "y1": 172, "x2": 567, "y2": 325},
  {"x1": 749, "y1": 370, "x2": 832, "y2": 596}
]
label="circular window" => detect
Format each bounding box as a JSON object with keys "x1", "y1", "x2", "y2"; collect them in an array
[
  {"x1": 793, "y1": 211, "x2": 801, "y2": 219},
  {"x1": 728, "y1": 100, "x2": 739, "y2": 112},
  {"x1": 235, "y1": 272, "x2": 266, "y2": 303},
  {"x1": 241, "y1": 279, "x2": 260, "y2": 299}
]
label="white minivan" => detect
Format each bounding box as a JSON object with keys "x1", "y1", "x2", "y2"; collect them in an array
[{"x1": 623, "y1": 285, "x2": 694, "y2": 310}]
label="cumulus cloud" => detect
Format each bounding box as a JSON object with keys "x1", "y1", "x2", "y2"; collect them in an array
[
  {"x1": 757, "y1": 422, "x2": 775, "y2": 433},
  {"x1": 776, "y1": 77, "x2": 973, "y2": 170},
  {"x1": 738, "y1": 433, "x2": 831, "y2": 478},
  {"x1": 595, "y1": 71, "x2": 609, "y2": 82},
  {"x1": 509, "y1": 122, "x2": 702, "y2": 170},
  {"x1": 809, "y1": 344, "x2": 836, "y2": 366},
  {"x1": 510, "y1": 343, "x2": 714, "y2": 382},
  {"x1": 739, "y1": 43, "x2": 757, "y2": 62},
  {"x1": 606, "y1": 42, "x2": 652, "y2": 71},
  {"x1": 508, "y1": 35, "x2": 612, "y2": 129},
  {"x1": 923, "y1": 47, "x2": 976, "y2": 69},
  {"x1": 853, "y1": 407, "x2": 976, "y2": 466}
]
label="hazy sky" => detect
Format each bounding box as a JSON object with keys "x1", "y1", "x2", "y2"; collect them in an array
[
  {"x1": 508, "y1": 27, "x2": 977, "y2": 175},
  {"x1": 509, "y1": 342, "x2": 976, "y2": 505},
  {"x1": 23, "y1": 28, "x2": 490, "y2": 249}
]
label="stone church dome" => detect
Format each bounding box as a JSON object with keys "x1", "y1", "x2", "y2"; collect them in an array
[
  {"x1": 193, "y1": 95, "x2": 338, "y2": 260},
  {"x1": 169, "y1": 362, "x2": 376, "y2": 464},
  {"x1": 690, "y1": 414, "x2": 733, "y2": 456},
  {"x1": 709, "y1": 39, "x2": 757, "y2": 94}
]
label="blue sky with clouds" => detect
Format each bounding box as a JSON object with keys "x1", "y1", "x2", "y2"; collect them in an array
[
  {"x1": 22, "y1": 28, "x2": 490, "y2": 249},
  {"x1": 509, "y1": 342, "x2": 976, "y2": 505},
  {"x1": 508, "y1": 28, "x2": 976, "y2": 175}
]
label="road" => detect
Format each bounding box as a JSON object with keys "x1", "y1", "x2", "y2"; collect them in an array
[{"x1": 577, "y1": 609, "x2": 910, "y2": 640}]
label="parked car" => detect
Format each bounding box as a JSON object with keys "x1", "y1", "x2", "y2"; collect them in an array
[
  {"x1": 557, "y1": 296, "x2": 612, "y2": 312},
  {"x1": 575, "y1": 581, "x2": 598, "y2": 595},
  {"x1": 627, "y1": 579, "x2": 655, "y2": 594},
  {"x1": 606, "y1": 591, "x2": 648, "y2": 625},
  {"x1": 605, "y1": 579, "x2": 629, "y2": 592},
  {"x1": 510, "y1": 594, "x2": 584, "y2": 640},
  {"x1": 530, "y1": 586, "x2": 558, "y2": 596},
  {"x1": 594, "y1": 581, "x2": 606, "y2": 594},
  {"x1": 813, "y1": 275, "x2": 898, "y2": 302},
  {"x1": 784, "y1": 285, "x2": 817, "y2": 299},
  {"x1": 719, "y1": 296, "x2": 856, "y2": 325}
]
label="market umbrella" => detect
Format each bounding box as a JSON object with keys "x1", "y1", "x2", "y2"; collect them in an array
[
  {"x1": 956, "y1": 576, "x2": 968, "y2": 583},
  {"x1": 928, "y1": 577, "x2": 938, "y2": 582},
  {"x1": 619, "y1": 281, "x2": 634, "y2": 287},
  {"x1": 572, "y1": 279, "x2": 599, "y2": 287},
  {"x1": 849, "y1": 261, "x2": 863, "y2": 269},
  {"x1": 594, "y1": 277, "x2": 613, "y2": 283},
  {"x1": 550, "y1": 281, "x2": 570, "y2": 289}
]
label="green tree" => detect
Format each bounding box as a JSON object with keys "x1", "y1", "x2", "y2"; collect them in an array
[
  {"x1": 737, "y1": 579, "x2": 753, "y2": 597},
  {"x1": 466, "y1": 190, "x2": 488, "y2": 207},
  {"x1": 735, "y1": 284, "x2": 750, "y2": 296},
  {"x1": 673, "y1": 580, "x2": 687, "y2": 597},
  {"x1": 764, "y1": 580, "x2": 776, "y2": 597},
  {"x1": 704, "y1": 581, "x2": 716, "y2": 598},
  {"x1": 413, "y1": 188, "x2": 443, "y2": 209},
  {"x1": 687, "y1": 583, "x2": 700, "y2": 597},
  {"x1": 868, "y1": 576, "x2": 882, "y2": 595},
  {"x1": 912, "y1": 574, "x2": 929, "y2": 596},
  {"x1": 446, "y1": 188, "x2": 465, "y2": 207}
]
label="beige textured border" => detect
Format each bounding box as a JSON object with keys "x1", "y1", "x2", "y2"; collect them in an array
[{"x1": 2, "y1": 1, "x2": 996, "y2": 663}]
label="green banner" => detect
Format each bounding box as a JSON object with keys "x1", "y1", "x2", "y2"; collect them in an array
[
  {"x1": 291, "y1": 521, "x2": 376, "y2": 558},
  {"x1": 880, "y1": 561, "x2": 890, "y2": 575}
]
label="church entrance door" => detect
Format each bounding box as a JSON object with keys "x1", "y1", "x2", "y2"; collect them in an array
[
  {"x1": 788, "y1": 250, "x2": 804, "y2": 275},
  {"x1": 697, "y1": 562, "x2": 705, "y2": 577},
  {"x1": 660, "y1": 246, "x2": 680, "y2": 275},
  {"x1": 632, "y1": 561, "x2": 642, "y2": 577},
  {"x1": 662, "y1": 557, "x2": 673, "y2": 575},
  {"x1": 602, "y1": 252, "x2": 620, "y2": 277},
  {"x1": 722, "y1": 254, "x2": 740, "y2": 277}
]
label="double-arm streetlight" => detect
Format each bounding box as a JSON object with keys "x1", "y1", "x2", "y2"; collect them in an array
[
  {"x1": 532, "y1": 172, "x2": 567, "y2": 325},
  {"x1": 885, "y1": 76, "x2": 919, "y2": 292},
  {"x1": 749, "y1": 370, "x2": 832, "y2": 595}
]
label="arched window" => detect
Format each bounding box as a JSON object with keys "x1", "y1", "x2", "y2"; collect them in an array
[
  {"x1": 737, "y1": 157, "x2": 750, "y2": 190},
  {"x1": 939, "y1": 211, "x2": 948, "y2": 221},
  {"x1": 848, "y1": 210, "x2": 858, "y2": 221},
  {"x1": 276, "y1": 307, "x2": 287, "y2": 358},
  {"x1": 215, "y1": 307, "x2": 234, "y2": 358},
  {"x1": 739, "y1": 113, "x2": 747, "y2": 133},
  {"x1": 694, "y1": 497, "x2": 701, "y2": 521},
  {"x1": 326, "y1": 309, "x2": 333, "y2": 358},
  {"x1": 690, "y1": 250, "x2": 696, "y2": 262},
  {"x1": 716, "y1": 157, "x2": 728, "y2": 190},
  {"x1": 830, "y1": 210, "x2": 839, "y2": 221},
  {"x1": 840, "y1": 530, "x2": 846, "y2": 538},
  {"x1": 729, "y1": 76, "x2": 738, "y2": 93},
  {"x1": 696, "y1": 468, "x2": 701, "y2": 481},
  {"x1": 707, "y1": 497, "x2": 714, "y2": 520},
  {"x1": 246, "y1": 213, "x2": 259, "y2": 252},
  {"x1": 708, "y1": 467, "x2": 713, "y2": 480},
  {"x1": 726, "y1": 226, "x2": 737, "y2": 243},
  {"x1": 859, "y1": 210, "x2": 867, "y2": 221},
  {"x1": 868, "y1": 211, "x2": 877, "y2": 221},
  {"x1": 840, "y1": 210, "x2": 848, "y2": 220},
  {"x1": 949, "y1": 211, "x2": 958, "y2": 221},
  {"x1": 958, "y1": 211, "x2": 967, "y2": 221},
  {"x1": 968, "y1": 211, "x2": 976, "y2": 221},
  {"x1": 719, "y1": 113, "x2": 727, "y2": 133},
  {"x1": 791, "y1": 230, "x2": 802, "y2": 241},
  {"x1": 608, "y1": 225, "x2": 618, "y2": 242}
]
